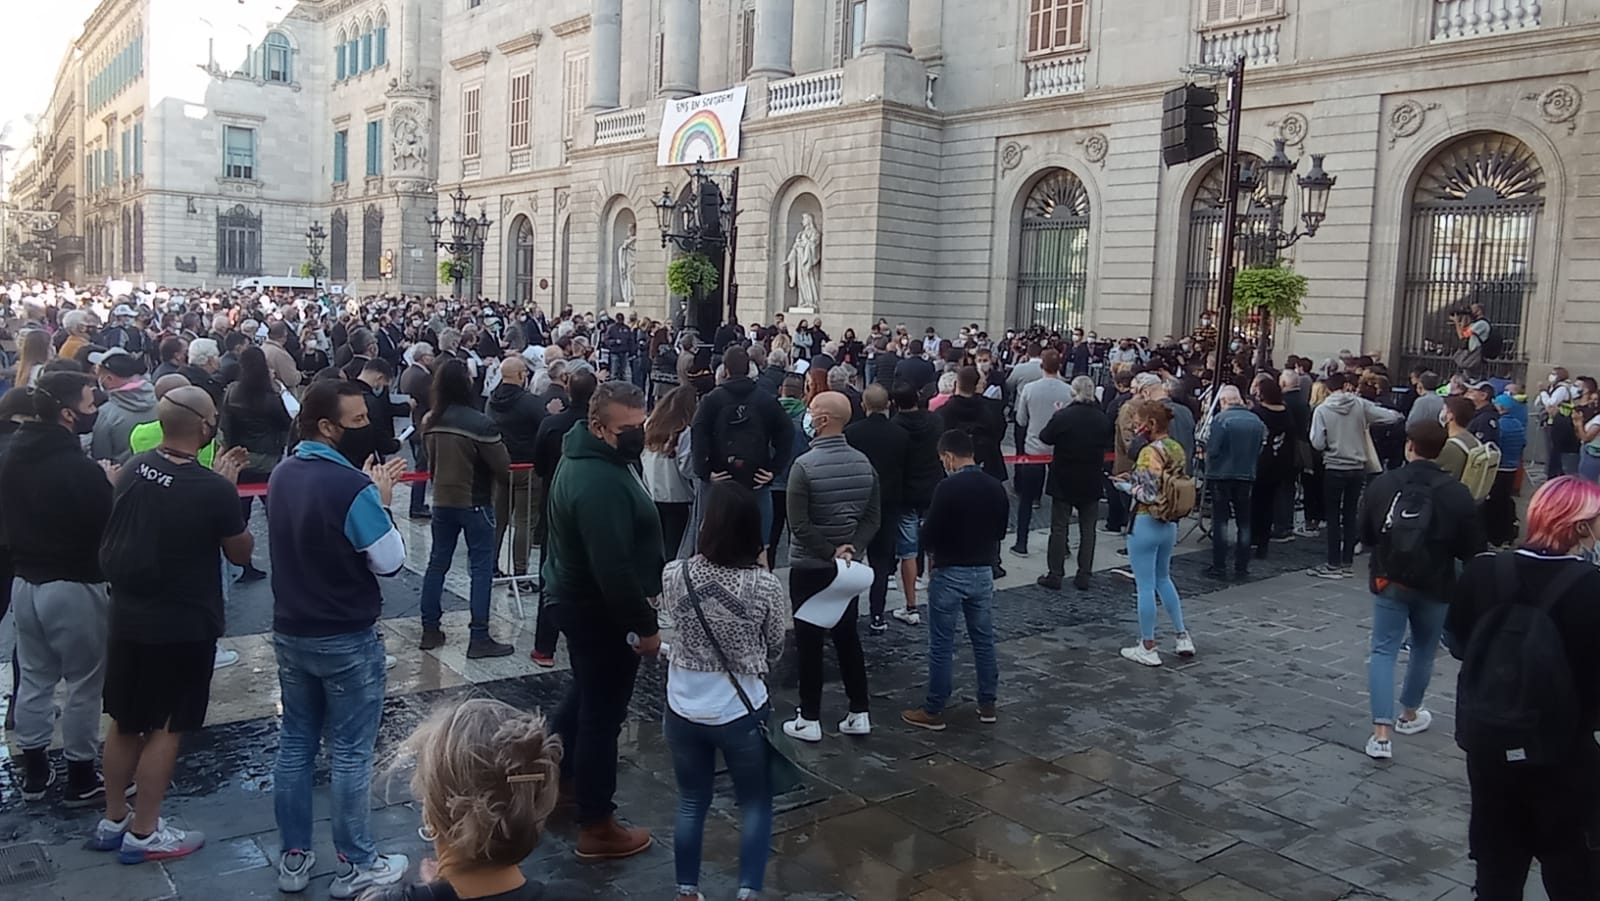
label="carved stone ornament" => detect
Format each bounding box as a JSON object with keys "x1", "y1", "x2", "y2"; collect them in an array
[
  {"x1": 1078, "y1": 133, "x2": 1109, "y2": 167},
  {"x1": 556, "y1": 189, "x2": 570, "y2": 211},
  {"x1": 390, "y1": 103, "x2": 431, "y2": 173},
  {"x1": 1387, "y1": 99, "x2": 1438, "y2": 149},
  {"x1": 1526, "y1": 82, "x2": 1582, "y2": 135},
  {"x1": 999, "y1": 141, "x2": 1028, "y2": 175},
  {"x1": 1274, "y1": 111, "x2": 1309, "y2": 147},
  {"x1": 502, "y1": 197, "x2": 516, "y2": 217}
]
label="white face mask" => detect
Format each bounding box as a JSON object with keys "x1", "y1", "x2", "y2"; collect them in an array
[
  {"x1": 1549, "y1": 373, "x2": 1559, "y2": 384},
  {"x1": 1439, "y1": 410, "x2": 1451, "y2": 428}
]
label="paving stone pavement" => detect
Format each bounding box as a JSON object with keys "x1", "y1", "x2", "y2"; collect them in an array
[{"x1": 0, "y1": 534, "x2": 1556, "y2": 900}]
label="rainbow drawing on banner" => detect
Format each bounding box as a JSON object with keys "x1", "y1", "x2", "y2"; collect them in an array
[
  {"x1": 667, "y1": 111, "x2": 728, "y2": 165},
  {"x1": 657, "y1": 86, "x2": 746, "y2": 167}
]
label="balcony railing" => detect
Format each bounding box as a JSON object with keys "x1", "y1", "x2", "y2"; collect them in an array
[
  {"x1": 1431, "y1": 0, "x2": 1540, "y2": 42},
  {"x1": 594, "y1": 107, "x2": 647, "y2": 145},
  {"x1": 1199, "y1": 21, "x2": 1281, "y2": 68},
  {"x1": 1024, "y1": 53, "x2": 1087, "y2": 98},
  {"x1": 768, "y1": 69, "x2": 843, "y2": 116}
]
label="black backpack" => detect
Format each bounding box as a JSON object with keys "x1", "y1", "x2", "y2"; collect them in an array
[
  {"x1": 1377, "y1": 479, "x2": 1447, "y2": 590},
  {"x1": 1479, "y1": 329, "x2": 1505, "y2": 360},
  {"x1": 713, "y1": 396, "x2": 771, "y2": 485},
  {"x1": 1454, "y1": 554, "x2": 1588, "y2": 765}
]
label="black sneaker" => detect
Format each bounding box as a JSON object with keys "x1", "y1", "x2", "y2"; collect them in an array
[
  {"x1": 1035, "y1": 574, "x2": 1062, "y2": 591},
  {"x1": 236, "y1": 566, "x2": 267, "y2": 583},
  {"x1": 992, "y1": 564, "x2": 1007, "y2": 580},
  {"x1": 869, "y1": 616, "x2": 888, "y2": 633},
  {"x1": 466, "y1": 638, "x2": 515, "y2": 659},
  {"x1": 408, "y1": 508, "x2": 433, "y2": 521},
  {"x1": 419, "y1": 628, "x2": 446, "y2": 651},
  {"x1": 64, "y1": 761, "x2": 106, "y2": 809},
  {"x1": 20, "y1": 749, "x2": 55, "y2": 802},
  {"x1": 1008, "y1": 545, "x2": 1029, "y2": 558}
]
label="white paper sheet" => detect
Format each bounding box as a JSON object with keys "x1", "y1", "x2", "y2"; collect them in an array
[{"x1": 793, "y1": 559, "x2": 875, "y2": 630}]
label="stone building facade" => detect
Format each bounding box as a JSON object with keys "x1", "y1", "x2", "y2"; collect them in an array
[
  {"x1": 438, "y1": 0, "x2": 1598, "y2": 374},
  {"x1": 27, "y1": 0, "x2": 442, "y2": 295}
]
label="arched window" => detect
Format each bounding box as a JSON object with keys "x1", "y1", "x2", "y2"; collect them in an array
[
  {"x1": 264, "y1": 31, "x2": 293, "y2": 83},
  {"x1": 1399, "y1": 132, "x2": 1543, "y2": 377},
  {"x1": 1015, "y1": 168, "x2": 1092, "y2": 333},
  {"x1": 330, "y1": 209, "x2": 349, "y2": 282},
  {"x1": 361, "y1": 19, "x2": 374, "y2": 71},
  {"x1": 509, "y1": 216, "x2": 535, "y2": 304},
  {"x1": 336, "y1": 29, "x2": 347, "y2": 80},
  {"x1": 363, "y1": 205, "x2": 384, "y2": 280},
  {"x1": 347, "y1": 24, "x2": 361, "y2": 74},
  {"x1": 375, "y1": 12, "x2": 388, "y2": 66},
  {"x1": 1179, "y1": 153, "x2": 1269, "y2": 334}
]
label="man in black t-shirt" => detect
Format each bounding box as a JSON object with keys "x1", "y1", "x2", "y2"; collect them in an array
[{"x1": 93, "y1": 386, "x2": 253, "y2": 864}]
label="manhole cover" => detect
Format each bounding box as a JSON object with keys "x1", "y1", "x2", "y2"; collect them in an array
[{"x1": 0, "y1": 843, "x2": 55, "y2": 888}]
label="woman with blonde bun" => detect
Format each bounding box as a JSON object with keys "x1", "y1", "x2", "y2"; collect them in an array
[{"x1": 362, "y1": 699, "x2": 584, "y2": 901}]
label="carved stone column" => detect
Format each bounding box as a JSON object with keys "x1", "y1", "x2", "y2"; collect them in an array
[
  {"x1": 791, "y1": 0, "x2": 828, "y2": 74},
  {"x1": 659, "y1": 0, "x2": 700, "y2": 98},
  {"x1": 588, "y1": 0, "x2": 622, "y2": 110},
  {"x1": 862, "y1": 0, "x2": 911, "y2": 56},
  {"x1": 749, "y1": 0, "x2": 795, "y2": 79}
]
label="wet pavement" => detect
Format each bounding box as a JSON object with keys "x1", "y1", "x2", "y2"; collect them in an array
[{"x1": 0, "y1": 505, "x2": 1549, "y2": 900}]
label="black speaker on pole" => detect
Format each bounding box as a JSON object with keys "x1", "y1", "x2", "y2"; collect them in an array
[{"x1": 1161, "y1": 83, "x2": 1220, "y2": 167}]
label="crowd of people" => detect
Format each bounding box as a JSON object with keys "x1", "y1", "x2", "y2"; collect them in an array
[{"x1": 1, "y1": 278, "x2": 1597, "y2": 899}]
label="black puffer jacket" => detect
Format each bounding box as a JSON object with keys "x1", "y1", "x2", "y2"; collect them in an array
[
  {"x1": 894, "y1": 409, "x2": 944, "y2": 511},
  {"x1": 487, "y1": 382, "x2": 545, "y2": 464}
]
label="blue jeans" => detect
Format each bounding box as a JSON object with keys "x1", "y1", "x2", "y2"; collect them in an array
[
  {"x1": 420, "y1": 505, "x2": 496, "y2": 640},
  {"x1": 1368, "y1": 591, "x2": 1448, "y2": 725},
  {"x1": 924, "y1": 566, "x2": 999, "y2": 715},
  {"x1": 664, "y1": 707, "x2": 773, "y2": 895},
  {"x1": 1013, "y1": 463, "x2": 1045, "y2": 548},
  {"x1": 272, "y1": 627, "x2": 387, "y2": 866},
  {"x1": 1128, "y1": 514, "x2": 1185, "y2": 641},
  {"x1": 1210, "y1": 478, "x2": 1254, "y2": 573},
  {"x1": 1580, "y1": 451, "x2": 1600, "y2": 484}
]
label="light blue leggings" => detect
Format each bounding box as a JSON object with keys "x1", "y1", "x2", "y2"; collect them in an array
[{"x1": 1128, "y1": 514, "x2": 1186, "y2": 641}]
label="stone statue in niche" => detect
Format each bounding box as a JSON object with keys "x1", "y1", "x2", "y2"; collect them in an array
[
  {"x1": 617, "y1": 223, "x2": 637, "y2": 306},
  {"x1": 391, "y1": 111, "x2": 429, "y2": 171},
  {"x1": 785, "y1": 212, "x2": 821, "y2": 312}
]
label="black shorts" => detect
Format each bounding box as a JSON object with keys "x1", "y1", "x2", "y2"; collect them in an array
[{"x1": 103, "y1": 639, "x2": 217, "y2": 734}]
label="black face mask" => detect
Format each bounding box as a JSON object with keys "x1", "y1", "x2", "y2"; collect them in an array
[
  {"x1": 614, "y1": 426, "x2": 645, "y2": 461},
  {"x1": 335, "y1": 425, "x2": 374, "y2": 467},
  {"x1": 71, "y1": 408, "x2": 99, "y2": 435}
]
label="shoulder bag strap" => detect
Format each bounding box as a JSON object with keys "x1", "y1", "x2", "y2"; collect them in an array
[{"x1": 682, "y1": 567, "x2": 761, "y2": 719}]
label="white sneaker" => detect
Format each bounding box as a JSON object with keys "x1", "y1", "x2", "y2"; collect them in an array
[
  {"x1": 1120, "y1": 644, "x2": 1162, "y2": 667},
  {"x1": 329, "y1": 853, "x2": 408, "y2": 900},
  {"x1": 839, "y1": 712, "x2": 872, "y2": 736},
  {"x1": 118, "y1": 819, "x2": 206, "y2": 864},
  {"x1": 384, "y1": 654, "x2": 398, "y2": 670},
  {"x1": 783, "y1": 715, "x2": 822, "y2": 743},
  {"x1": 1175, "y1": 634, "x2": 1196, "y2": 658},
  {"x1": 1307, "y1": 564, "x2": 1346, "y2": 580},
  {"x1": 89, "y1": 812, "x2": 131, "y2": 851},
  {"x1": 277, "y1": 849, "x2": 316, "y2": 893},
  {"x1": 890, "y1": 607, "x2": 921, "y2": 626},
  {"x1": 212, "y1": 648, "x2": 240, "y2": 669},
  {"x1": 1394, "y1": 708, "x2": 1433, "y2": 736},
  {"x1": 1365, "y1": 736, "x2": 1393, "y2": 760}
]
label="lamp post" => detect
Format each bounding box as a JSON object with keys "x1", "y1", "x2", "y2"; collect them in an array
[
  {"x1": 651, "y1": 159, "x2": 741, "y2": 335},
  {"x1": 427, "y1": 187, "x2": 493, "y2": 300},
  {"x1": 304, "y1": 221, "x2": 327, "y2": 292}
]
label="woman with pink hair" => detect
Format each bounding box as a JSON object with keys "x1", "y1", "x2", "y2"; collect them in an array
[{"x1": 1444, "y1": 475, "x2": 1600, "y2": 900}]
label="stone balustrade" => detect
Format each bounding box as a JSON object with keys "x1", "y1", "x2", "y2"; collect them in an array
[
  {"x1": 593, "y1": 107, "x2": 647, "y2": 145},
  {"x1": 1023, "y1": 53, "x2": 1087, "y2": 99},
  {"x1": 1199, "y1": 20, "x2": 1281, "y2": 68},
  {"x1": 1432, "y1": 0, "x2": 1541, "y2": 42},
  {"x1": 768, "y1": 68, "x2": 844, "y2": 116}
]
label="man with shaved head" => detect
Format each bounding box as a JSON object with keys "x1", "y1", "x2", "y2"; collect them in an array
[
  {"x1": 783, "y1": 390, "x2": 882, "y2": 743},
  {"x1": 487, "y1": 353, "x2": 545, "y2": 587},
  {"x1": 94, "y1": 384, "x2": 253, "y2": 863}
]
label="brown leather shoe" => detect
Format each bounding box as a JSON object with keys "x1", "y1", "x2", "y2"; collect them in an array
[{"x1": 576, "y1": 817, "x2": 652, "y2": 861}]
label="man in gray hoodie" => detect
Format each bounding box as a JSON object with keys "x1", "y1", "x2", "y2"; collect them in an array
[
  {"x1": 1405, "y1": 370, "x2": 1445, "y2": 430},
  {"x1": 88, "y1": 348, "x2": 158, "y2": 464},
  {"x1": 1309, "y1": 372, "x2": 1402, "y2": 579}
]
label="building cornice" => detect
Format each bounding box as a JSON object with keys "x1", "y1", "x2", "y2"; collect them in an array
[
  {"x1": 497, "y1": 31, "x2": 543, "y2": 57},
  {"x1": 551, "y1": 15, "x2": 591, "y2": 38},
  {"x1": 450, "y1": 50, "x2": 492, "y2": 72}
]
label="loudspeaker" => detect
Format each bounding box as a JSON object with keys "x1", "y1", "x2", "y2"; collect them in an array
[{"x1": 1160, "y1": 84, "x2": 1219, "y2": 167}]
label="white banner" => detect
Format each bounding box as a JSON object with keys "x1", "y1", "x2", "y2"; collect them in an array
[{"x1": 657, "y1": 86, "x2": 747, "y2": 167}]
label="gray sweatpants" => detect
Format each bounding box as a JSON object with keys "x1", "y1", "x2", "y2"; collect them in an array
[{"x1": 12, "y1": 579, "x2": 109, "y2": 761}]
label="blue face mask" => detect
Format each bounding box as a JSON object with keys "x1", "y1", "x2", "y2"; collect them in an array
[{"x1": 802, "y1": 412, "x2": 817, "y2": 439}]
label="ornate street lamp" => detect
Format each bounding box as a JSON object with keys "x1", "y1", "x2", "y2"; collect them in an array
[
  {"x1": 1236, "y1": 138, "x2": 1338, "y2": 251},
  {"x1": 428, "y1": 188, "x2": 493, "y2": 299},
  {"x1": 652, "y1": 159, "x2": 742, "y2": 335},
  {"x1": 1297, "y1": 154, "x2": 1336, "y2": 238},
  {"x1": 304, "y1": 221, "x2": 327, "y2": 288}
]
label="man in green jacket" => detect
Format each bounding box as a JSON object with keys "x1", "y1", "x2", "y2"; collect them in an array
[{"x1": 541, "y1": 380, "x2": 661, "y2": 862}]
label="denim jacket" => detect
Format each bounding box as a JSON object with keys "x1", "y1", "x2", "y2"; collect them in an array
[{"x1": 1205, "y1": 407, "x2": 1266, "y2": 481}]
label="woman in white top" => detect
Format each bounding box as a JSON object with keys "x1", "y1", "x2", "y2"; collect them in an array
[
  {"x1": 642, "y1": 385, "x2": 698, "y2": 559},
  {"x1": 660, "y1": 482, "x2": 788, "y2": 901}
]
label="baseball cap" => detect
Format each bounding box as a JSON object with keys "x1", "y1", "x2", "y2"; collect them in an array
[
  {"x1": 88, "y1": 346, "x2": 148, "y2": 377},
  {"x1": 1466, "y1": 379, "x2": 1494, "y2": 393},
  {"x1": 112, "y1": 303, "x2": 135, "y2": 318}
]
